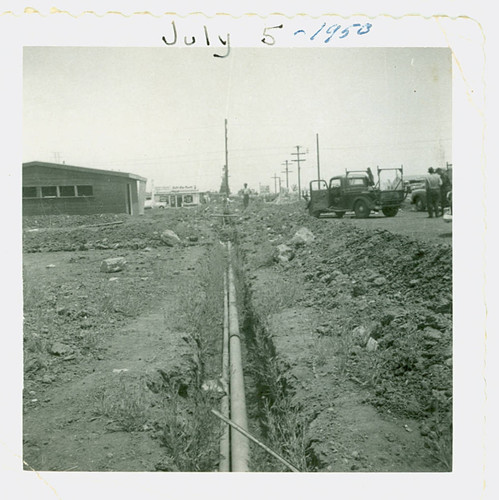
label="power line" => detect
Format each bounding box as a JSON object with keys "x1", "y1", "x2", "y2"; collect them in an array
[
  {"x1": 77, "y1": 136, "x2": 452, "y2": 171},
  {"x1": 85, "y1": 146, "x2": 298, "y2": 168},
  {"x1": 322, "y1": 137, "x2": 452, "y2": 151}
]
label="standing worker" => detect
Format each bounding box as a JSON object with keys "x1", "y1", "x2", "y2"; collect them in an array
[
  {"x1": 425, "y1": 167, "x2": 442, "y2": 218},
  {"x1": 242, "y1": 183, "x2": 250, "y2": 210},
  {"x1": 436, "y1": 167, "x2": 451, "y2": 215}
]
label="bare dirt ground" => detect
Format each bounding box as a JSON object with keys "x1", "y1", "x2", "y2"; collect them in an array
[
  {"x1": 23, "y1": 210, "x2": 224, "y2": 472},
  {"x1": 24, "y1": 247, "x2": 200, "y2": 471},
  {"x1": 23, "y1": 201, "x2": 452, "y2": 472},
  {"x1": 337, "y1": 206, "x2": 452, "y2": 245}
]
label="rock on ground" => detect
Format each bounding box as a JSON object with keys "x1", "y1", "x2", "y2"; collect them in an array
[
  {"x1": 288, "y1": 227, "x2": 315, "y2": 246},
  {"x1": 274, "y1": 244, "x2": 295, "y2": 263},
  {"x1": 160, "y1": 230, "x2": 181, "y2": 246},
  {"x1": 366, "y1": 337, "x2": 379, "y2": 352},
  {"x1": 48, "y1": 342, "x2": 73, "y2": 356},
  {"x1": 351, "y1": 325, "x2": 370, "y2": 347},
  {"x1": 100, "y1": 257, "x2": 127, "y2": 273}
]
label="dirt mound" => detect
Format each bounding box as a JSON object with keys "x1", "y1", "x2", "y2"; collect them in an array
[
  {"x1": 22, "y1": 213, "x2": 129, "y2": 229},
  {"x1": 23, "y1": 210, "x2": 216, "y2": 252},
  {"x1": 235, "y1": 202, "x2": 452, "y2": 470}
]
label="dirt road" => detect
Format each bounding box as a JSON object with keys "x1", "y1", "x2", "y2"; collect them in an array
[{"x1": 339, "y1": 208, "x2": 452, "y2": 245}]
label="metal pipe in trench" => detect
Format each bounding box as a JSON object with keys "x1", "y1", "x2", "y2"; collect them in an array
[
  {"x1": 218, "y1": 271, "x2": 230, "y2": 472},
  {"x1": 227, "y1": 243, "x2": 250, "y2": 472}
]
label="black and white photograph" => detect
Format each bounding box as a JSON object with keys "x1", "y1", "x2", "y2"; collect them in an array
[
  {"x1": 21, "y1": 45, "x2": 453, "y2": 473},
  {"x1": 0, "y1": 3, "x2": 493, "y2": 499}
]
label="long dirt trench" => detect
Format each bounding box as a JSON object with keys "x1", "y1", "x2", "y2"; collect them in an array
[
  {"x1": 229, "y1": 236, "x2": 443, "y2": 472},
  {"x1": 23, "y1": 213, "x2": 450, "y2": 472}
]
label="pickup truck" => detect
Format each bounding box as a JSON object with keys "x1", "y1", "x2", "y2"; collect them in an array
[{"x1": 308, "y1": 167, "x2": 406, "y2": 218}]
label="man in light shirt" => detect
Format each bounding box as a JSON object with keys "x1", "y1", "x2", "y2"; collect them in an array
[
  {"x1": 425, "y1": 167, "x2": 443, "y2": 218},
  {"x1": 242, "y1": 183, "x2": 250, "y2": 210}
]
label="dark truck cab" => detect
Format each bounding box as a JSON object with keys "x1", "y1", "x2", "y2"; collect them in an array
[{"x1": 308, "y1": 167, "x2": 405, "y2": 218}]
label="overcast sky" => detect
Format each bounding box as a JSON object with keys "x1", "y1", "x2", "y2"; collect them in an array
[{"x1": 23, "y1": 47, "x2": 451, "y2": 192}]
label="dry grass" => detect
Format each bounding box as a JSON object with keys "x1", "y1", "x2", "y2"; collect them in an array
[
  {"x1": 154, "y1": 243, "x2": 226, "y2": 471},
  {"x1": 239, "y1": 271, "x2": 310, "y2": 472},
  {"x1": 158, "y1": 385, "x2": 221, "y2": 471},
  {"x1": 252, "y1": 277, "x2": 303, "y2": 320},
  {"x1": 93, "y1": 375, "x2": 149, "y2": 432}
]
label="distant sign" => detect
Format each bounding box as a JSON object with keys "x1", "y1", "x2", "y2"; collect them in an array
[
  {"x1": 259, "y1": 185, "x2": 270, "y2": 194},
  {"x1": 156, "y1": 185, "x2": 198, "y2": 193}
]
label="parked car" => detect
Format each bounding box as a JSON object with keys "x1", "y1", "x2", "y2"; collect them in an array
[
  {"x1": 145, "y1": 199, "x2": 167, "y2": 209},
  {"x1": 404, "y1": 175, "x2": 427, "y2": 211},
  {"x1": 403, "y1": 175, "x2": 426, "y2": 193},
  {"x1": 408, "y1": 168, "x2": 452, "y2": 212},
  {"x1": 443, "y1": 191, "x2": 452, "y2": 223},
  {"x1": 410, "y1": 187, "x2": 427, "y2": 211}
]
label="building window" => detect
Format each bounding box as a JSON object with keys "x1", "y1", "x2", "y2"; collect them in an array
[
  {"x1": 23, "y1": 186, "x2": 38, "y2": 198},
  {"x1": 24, "y1": 185, "x2": 94, "y2": 198},
  {"x1": 59, "y1": 185, "x2": 76, "y2": 197},
  {"x1": 184, "y1": 195, "x2": 193, "y2": 204},
  {"x1": 41, "y1": 186, "x2": 58, "y2": 198},
  {"x1": 77, "y1": 185, "x2": 93, "y2": 197}
]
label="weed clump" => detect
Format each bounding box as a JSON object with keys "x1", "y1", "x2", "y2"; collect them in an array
[
  {"x1": 157, "y1": 380, "x2": 221, "y2": 471},
  {"x1": 94, "y1": 375, "x2": 150, "y2": 432}
]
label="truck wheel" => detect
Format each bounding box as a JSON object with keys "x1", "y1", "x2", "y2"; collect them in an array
[
  {"x1": 354, "y1": 200, "x2": 370, "y2": 218},
  {"x1": 382, "y1": 207, "x2": 399, "y2": 217},
  {"x1": 335, "y1": 212, "x2": 345, "y2": 218},
  {"x1": 415, "y1": 196, "x2": 425, "y2": 211}
]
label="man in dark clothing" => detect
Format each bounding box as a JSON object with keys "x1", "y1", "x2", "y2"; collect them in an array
[
  {"x1": 436, "y1": 167, "x2": 452, "y2": 214},
  {"x1": 425, "y1": 167, "x2": 442, "y2": 218},
  {"x1": 242, "y1": 183, "x2": 250, "y2": 209}
]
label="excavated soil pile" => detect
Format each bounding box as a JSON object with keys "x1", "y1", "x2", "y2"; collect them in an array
[
  {"x1": 22, "y1": 209, "x2": 215, "y2": 253},
  {"x1": 236, "y1": 202, "x2": 452, "y2": 471}
]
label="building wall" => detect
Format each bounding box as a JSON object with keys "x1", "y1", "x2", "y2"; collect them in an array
[
  {"x1": 23, "y1": 164, "x2": 142, "y2": 216},
  {"x1": 137, "y1": 180, "x2": 146, "y2": 215}
]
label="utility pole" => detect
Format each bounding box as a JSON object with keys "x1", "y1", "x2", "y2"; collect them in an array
[
  {"x1": 222, "y1": 119, "x2": 229, "y2": 214},
  {"x1": 281, "y1": 160, "x2": 292, "y2": 189},
  {"x1": 316, "y1": 134, "x2": 321, "y2": 182},
  {"x1": 291, "y1": 146, "x2": 306, "y2": 200},
  {"x1": 224, "y1": 119, "x2": 229, "y2": 197},
  {"x1": 271, "y1": 173, "x2": 280, "y2": 194}
]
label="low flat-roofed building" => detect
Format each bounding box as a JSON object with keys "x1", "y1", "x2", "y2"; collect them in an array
[
  {"x1": 154, "y1": 185, "x2": 201, "y2": 208},
  {"x1": 23, "y1": 161, "x2": 147, "y2": 216}
]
